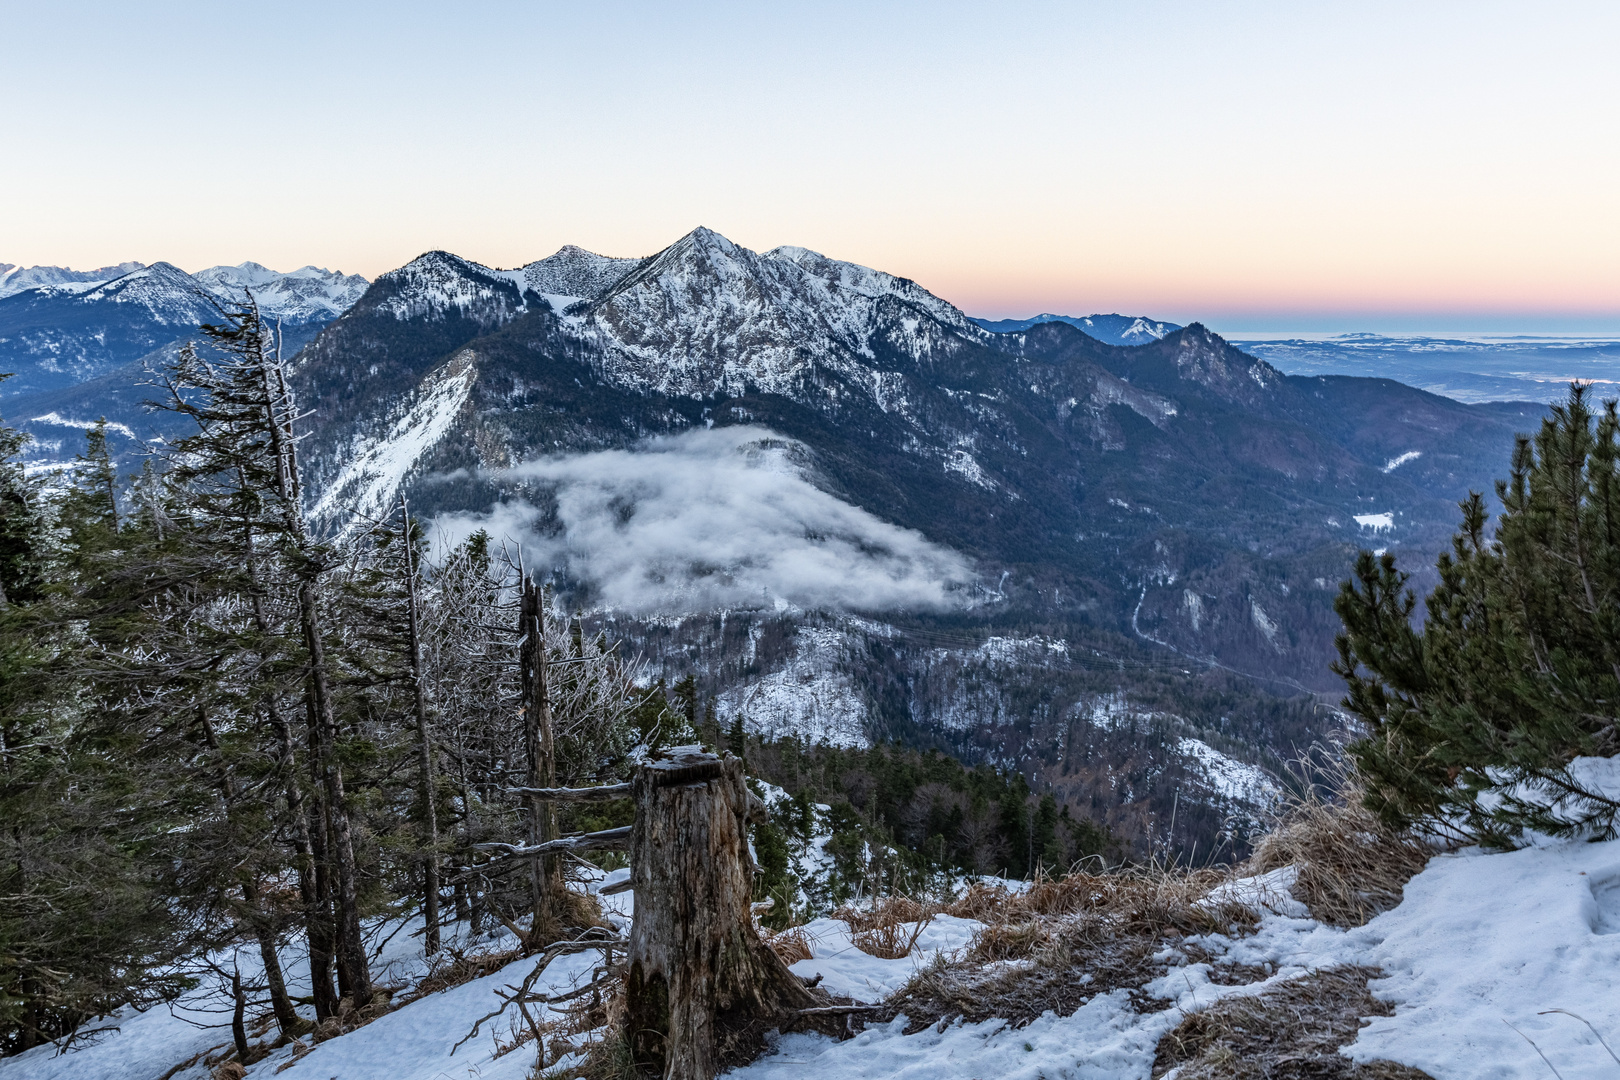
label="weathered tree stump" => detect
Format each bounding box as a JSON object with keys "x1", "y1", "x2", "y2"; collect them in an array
[{"x1": 626, "y1": 747, "x2": 825, "y2": 1080}]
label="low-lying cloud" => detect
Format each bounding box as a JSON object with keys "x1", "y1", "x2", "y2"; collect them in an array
[{"x1": 432, "y1": 426, "x2": 972, "y2": 614}]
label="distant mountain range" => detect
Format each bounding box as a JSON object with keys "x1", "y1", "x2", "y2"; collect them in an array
[
  {"x1": 971, "y1": 312, "x2": 1180, "y2": 346},
  {"x1": 1231, "y1": 331, "x2": 1620, "y2": 404},
  {"x1": 0, "y1": 260, "x2": 368, "y2": 397},
  {"x1": 0, "y1": 231, "x2": 1554, "y2": 850}
]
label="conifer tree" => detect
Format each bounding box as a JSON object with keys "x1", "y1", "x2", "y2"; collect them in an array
[
  {"x1": 1336, "y1": 384, "x2": 1620, "y2": 842},
  {"x1": 147, "y1": 299, "x2": 375, "y2": 1005},
  {"x1": 0, "y1": 405, "x2": 186, "y2": 1053}
]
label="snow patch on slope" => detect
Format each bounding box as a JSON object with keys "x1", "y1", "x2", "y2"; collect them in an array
[
  {"x1": 1180, "y1": 737, "x2": 1280, "y2": 807},
  {"x1": 1355, "y1": 512, "x2": 1395, "y2": 532},
  {"x1": 718, "y1": 626, "x2": 870, "y2": 748},
  {"x1": 30, "y1": 412, "x2": 136, "y2": 440},
  {"x1": 1382, "y1": 450, "x2": 1423, "y2": 473},
  {"x1": 944, "y1": 448, "x2": 996, "y2": 489},
  {"x1": 311, "y1": 350, "x2": 477, "y2": 525}
]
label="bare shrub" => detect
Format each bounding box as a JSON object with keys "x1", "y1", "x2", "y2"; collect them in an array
[
  {"x1": 1152, "y1": 965, "x2": 1432, "y2": 1078},
  {"x1": 833, "y1": 895, "x2": 938, "y2": 959},
  {"x1": 834, "y1": 894, "x2": 942, "y2": 931},
  {"x1": 401, "y1": 943, "x2": 524, "y2": 1004},
  {"x1": 851, "y1": 919, "x2": 930, "y2": 960}
]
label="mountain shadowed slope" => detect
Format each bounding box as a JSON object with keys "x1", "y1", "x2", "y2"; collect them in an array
[
  {"x1": 282, "y1": 227, "x2": 1540, "y2": 698},
  {"x1": 13, "y1": 225, "x2": 1547, "y2": 850},
  {"x1": 0, "y1": 263, "x2": 222, "y2": 395}
]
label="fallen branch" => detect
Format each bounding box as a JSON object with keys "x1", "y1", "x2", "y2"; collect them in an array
[
  {"x1": 506, "y1": 782, "x2": 632, "y2": 802},
  {"x1": 795, "y1": 1004, "x2": 884, "y2": 1015},
  {"x1": 474, "y1": 826, "x2": 632, "y2": 863},
  {"x1": 452, "y1": 934, "x2": 626, "y2": 1054}
]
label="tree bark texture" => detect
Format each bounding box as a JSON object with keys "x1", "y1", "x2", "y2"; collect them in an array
[
  {"x1": 626, "y1": 748, "x2": 822, "y2": 1080},
  {"x1": 519, "y1": 577, "x2": 563, "y2": 946},
  {"x1": 401, "y1": 500, "x2": 442, "y2": 956},
  {"x1": 299, "y1": 580, "x2": 373, "y2": 1006}
]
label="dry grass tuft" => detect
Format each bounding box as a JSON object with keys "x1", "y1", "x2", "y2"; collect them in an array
[
  {"x1": 1249, "y1": 780, "x2": 1433, "y2": 928},
  {"x1": 834, "y1": 895, "x2": 940, "y2": 959},
  {"x1": 884, "y1": 866, "x2": 1259, "y2": 1030},
  {"x1": 966, "y1": 920, "x2": 1051, "y2": 962},
  {"x1": 567, "y1": 971, "x2": 635, "y2": 1080},
  {"x1": 762, "y1": 925, "x2": 814, "y2": 965},
  {"x1": 1152, "y1": 965, "x2": 1432, "y2": 1078}
]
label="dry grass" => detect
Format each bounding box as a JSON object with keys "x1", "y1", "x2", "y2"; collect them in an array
[
  {"x1": 762, "y1": 924, "x2": 814, "y2": 965},
  {"x1": 1248, "y1": 780, "x2": 1433, "y2": 928},
  {"x1": 948, "y1": 867, "x2": 1257, "y2": 934},
  {"x1": 1152, "y1": 965, "x2": 1432, "y2": 1079},
  {"x1": 401, "y1": 943, "x2": 524, "y2": 1004},
  {"x1": 883, "y1": 867, "x2": 1260, "y2": 1030},
  {"x1": 833, "y1": 895, "x2": 940, "y2": 959}
]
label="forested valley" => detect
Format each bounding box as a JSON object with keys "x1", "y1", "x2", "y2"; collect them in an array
[{"x1": 0, "y1": 305, "x2": 1098, "y2": 1056}]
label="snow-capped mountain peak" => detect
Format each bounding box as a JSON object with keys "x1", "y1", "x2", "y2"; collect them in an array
[
  {"x1": 370, "y1": 250, "x2": 530, "y2": 325},
  {"x1": 0, "y1": 260, "x2": 147, "y2": 300},
  {"x1": 194, "y1": 261, "x2": 370, "y2": 324},
  {"x1": 576, "y1": 226, "x2": 988, "y2": 398},
  {"x1": 78, "y1": 262, "x2": 219, "y2": 325},
  {"x1": 520, "y1": 244, "x2": 641, "y2": 301}
]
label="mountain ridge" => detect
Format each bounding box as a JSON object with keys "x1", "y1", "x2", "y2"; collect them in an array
[
  {"x1": 0, "y1": 259, "x2": 369, "y2": 397},
  {"x1": 974, "y1": 311, "x2": 1181, "y2": 346}
]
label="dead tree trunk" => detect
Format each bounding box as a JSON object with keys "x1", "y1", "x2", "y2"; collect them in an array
[
  {"x1": 301, "y1": 580, "x2": 373, "y2": 1006},
  {"x1": 625, "y1": 748, "x2": 823, "y2": 1080},
  {"x1": 519, "y1": 576, "x2": 564, "y2": 947},
  {"x1": 400, "y1": 498, "x2": 441, "y2": 956}
]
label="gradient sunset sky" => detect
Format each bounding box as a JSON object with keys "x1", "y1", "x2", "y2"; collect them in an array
[{"x1": 3, "y1": 1, "x2": 1617, "y2": 331}]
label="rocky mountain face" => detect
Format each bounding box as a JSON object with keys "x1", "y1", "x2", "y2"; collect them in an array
[
  {"x1": 0, "y1": 260, "x2": 368, "y2": 398},
  {"x1": 7, "y1": 229, "x2": 1546, "y2": 853},
  {"x1": 247, "y1": 226, "x2": 1546, "y2": 851}
]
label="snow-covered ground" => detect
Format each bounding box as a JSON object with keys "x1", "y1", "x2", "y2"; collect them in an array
[
  {"x1": 10, "y1": 827, "x2": 1620, "y2": 1079},
  {"x1": 720, "y1": 626, "x2": 872, "y2": 748},
  {"x1": 738, "y1": 835, "x2": 1620, "y2": 1080}
]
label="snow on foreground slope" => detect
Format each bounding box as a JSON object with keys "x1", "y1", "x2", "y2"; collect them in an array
[{"x1": 9, "y1": 836, "x2": 1620, "y2": 1079}]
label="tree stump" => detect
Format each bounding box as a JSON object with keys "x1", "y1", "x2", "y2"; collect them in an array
[{"x1": 626, "y1": 747, "x2": 824, "y2": 1080}]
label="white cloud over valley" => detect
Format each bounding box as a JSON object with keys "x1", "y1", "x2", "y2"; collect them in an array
[{"x1": 431, "y1": 426, "x2": 972, "y2": 614}]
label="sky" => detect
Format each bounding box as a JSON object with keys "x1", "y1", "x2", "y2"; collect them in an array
[{"x1": 2, "y1": 1, "x2": 1618, "y2": 331}]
